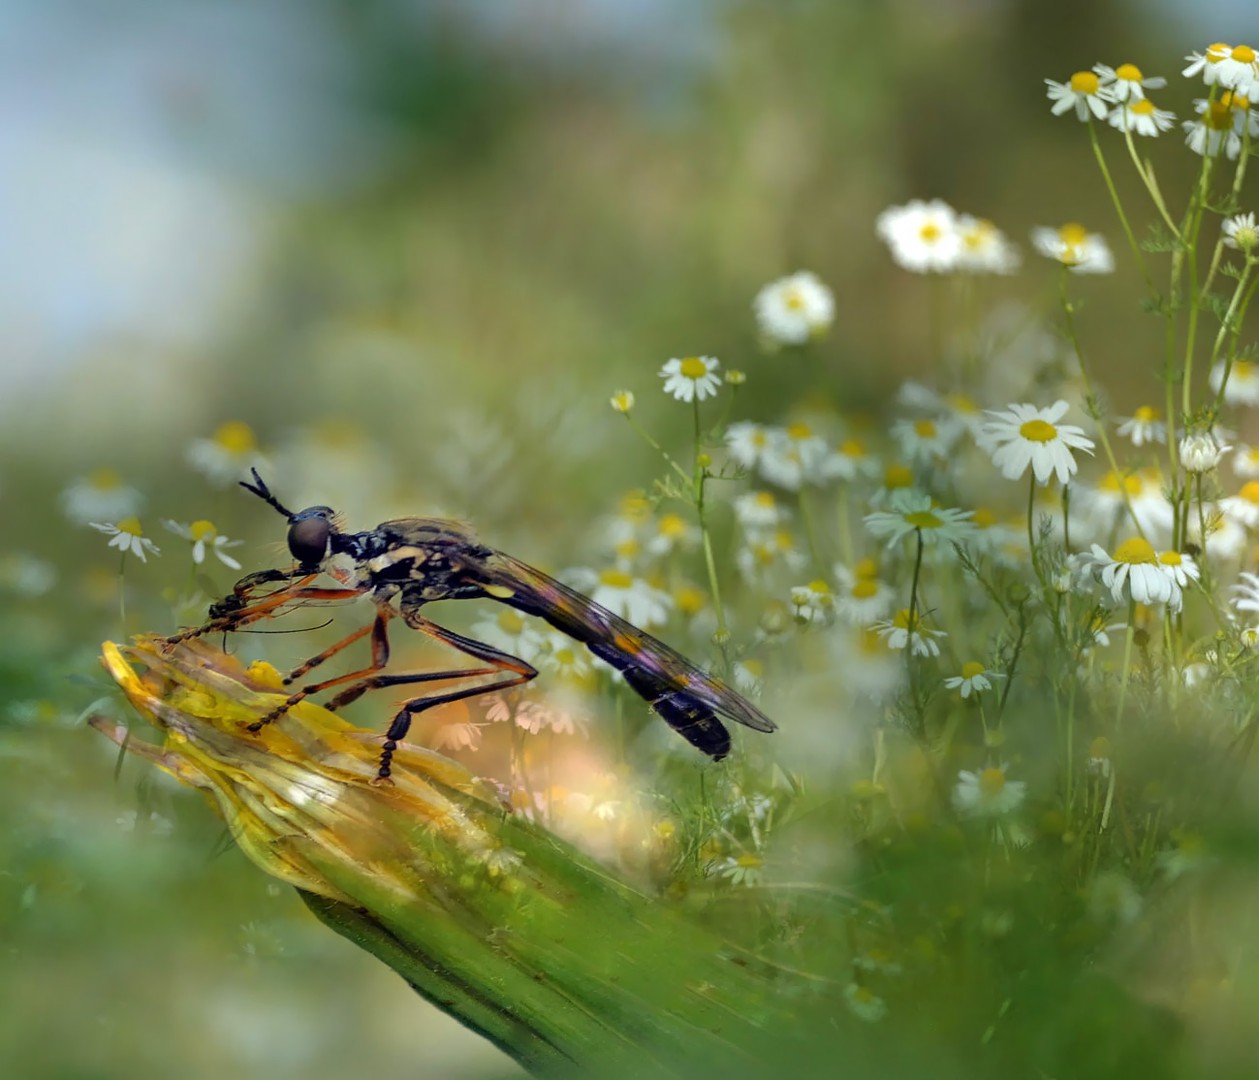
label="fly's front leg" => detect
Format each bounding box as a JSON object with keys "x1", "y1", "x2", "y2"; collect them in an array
[{"x1": 165, "y1": 568, "x2": 317, "y2": 645}]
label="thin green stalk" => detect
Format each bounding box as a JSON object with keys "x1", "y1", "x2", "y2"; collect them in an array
[
  {"x1": 1088, "y1": 118, "x2": 1155, "y2": 290},
  {"x1": 692, "y1": 396, "x2": 729, "y2": 641},
  {"x1": 1181, "y1": 153, "x2": 1216, "y2": 418},
  {"x1": 1116, "y1": 597, "x2": 1137, "y2": 731}
]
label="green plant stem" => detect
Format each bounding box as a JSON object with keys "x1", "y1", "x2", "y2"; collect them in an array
[
  {"x1": 692, "y1": 396, "x2": 729, "y2": 641},
  {"x1": 1088, "y1": 119, "x2": 1154, "y2": 290},
  {"x1": 1116, "y1": 598, "x2": 1137, "y2": 731}
]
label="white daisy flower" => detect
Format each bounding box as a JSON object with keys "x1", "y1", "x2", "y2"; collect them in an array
[
  {"x1": 431, "y1": 720, "x2": 483, "y2": 752},
  {"x1": 1074, "y1": 469, "x2": 1173, "y2": 546},
  {"x1": 659, "y1": 356, "x2": 721, "y2": 403},
  {"x1": 470, "y1": 607, "x2": 548, "y2": 664},
  {"x1": 943, "y1": 661, "x2": 1004, "y2": 699},
  {"x1": 1106, "y1": 97, "x2": 1176, "y2": 137},
  {"x1": 725, "y1": 421, "x2": 774, "y2": 470},
  {"x1": 1222, "y1": 481, "x2": 1259, "y2": 527},
  {"x1": 513, "y1": 700, "x2": 588, "y2": 737},
  {"x1": 586, "y1": 568, "x2": 672, "y2": 627},
  {"x1": 890, "y1": 416, "x2": 956, "y2": 463},
  {"x1": 843, "y1": 983, "x2": 888, "y2": 1024},
  {"x1": 980, "y1": 400, "x2": 1095, "y2": 485},
  {"x1": 736, "y1": 528, "x2": 808, "y2": 581},
  {"x1": 1045, "y1": 70, "x2": 1114, "y2": 120},
  {"x1": 1209, "y1": 359, "x2": 1259, "y2": 405},
  {"x1": 1204, "y1": 44, "x2": 1259, "y2": 92},
  {"x1": 1233, "y1": 444, "x2": 1259, "y2": 478},
  {"x1": 1232, "y1": 572, "x2": 1259, "y2": 616},
  {"x1": 758, "y1": 423, "x2": 830, "y2": 490},
  {"x1": 955, "y1": 215, "x2": 1020, "y2": 274},
  {"x1": 790, "y1": 579, "x2": 834, "y2": 624},
  {"x1": 833, "y1": 561, "x2": 895, "y2": 625},
  {"x1": 1223, "y1": 212, "x2": 1259, "y2": 252},
  {"x1": 186, "y1": 421, "x2": 269, "y2": 486},
  {"x1": 752, "y1": 271, "x2": 835, "y2": 345},
  {"x1": 734, "y1": 490, "x2": 786, "y2": 530},
  {"x1": 871, "y1": 608, "x2": 947, "y2": 657},
  {"x1": 718, "y1": 853, "x2": 765, "y2": 887},
  {"x1": 864, "y1": 489, "x2": 975, "y2": 549},
  {"x1": 1183, "y1": 43, "x2": 1235, "y2": 84},
  {"x1": 537, "y1": 631, "x2": 594, "y2": 680},
  {"x1": 646, "y1": 512, "x2": 699, "y2": 556},
  {"x1": 1187, "y1": 505, "x2": 1248, "y2": 560},
  {"x1": 89, "y1": 518, "x2": 161, "y2": 563},
  {"x1": 0, "y1": 554, "x2": 57, "y2": 597},
  {"x1": 732, "y1": 658, "x2": 765, "y2": 696},
  {"x1": 953, "y1": 765, "x2": 1026, "y2": 817},
  {"x1": 1158, "y1": 550, "x2": 1200, "y2": 610},
  {"x1": 1183, "y1": 98, "x2": 1243, "y2": 159},
  {"x1": 609, "y1": 389, "x2": 635, "y2": 413},
  {"x1": 1030, "y1": 224, "x2": 1114, "y2": 273},
  {"x1": 1093, "y1": 62, "x2": 1167, "y2": 101},
  {"x1": 1115, "y1": 405, "x2": 1166, "y2": 447},
  {"x1": 1179, "y1": 432, "x2": 1229, "y2": 474},
  {"x1": 61, "y1": 469, "x2": 144, "y2": 525},
  {"x1": 818, "y1": 437, "x2": 881, "y2": 482},
  {"x1": 1086, "y1": 537, "x2": 1177, "y2": 608},
  {"x1": 875, "y1": 199, "x2": 962, "y2": 273},
  {"x1": 162, "y1": 519, "x2": 245, "y2": 569}
]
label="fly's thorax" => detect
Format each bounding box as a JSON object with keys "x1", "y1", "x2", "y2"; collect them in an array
[{"x1": 324, "y1": 549, "x2": 368, "y2": 587}]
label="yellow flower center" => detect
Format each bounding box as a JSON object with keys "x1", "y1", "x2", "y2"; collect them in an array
[
  {"x1": 850, "y1": 986, "x2": 877, "y2": 1005},
  {"x1": 674, "y1": 585, "x2": 705, "y2": 615},
  {"x1": 783, "y1": 288, "x2": 806, "y2": 311},
  {"x1": 1069, "y1": 71, "x2": 1100, "y2": 94},
  {"x1": 598, "y1": 569, "x2": 634, "y2": 589},
  {"x1": 1158, "y1": 550, "x2": 1183, "y2": 567},
  {"x1": 1089, "y1": 736, "x2": 1112, "y2": 759},
  {"x1": 735, "y1": 852, "x2": 764, "y2": 869},
  {"x1": 1130, "y1": 99, "x2": 1156, "y2": 117},
  {"x1": 619, "y1": 490, "x2": 650, "y2": 520},
  {"x1": 88, "y1": 467, "x2": 122, "y2": 491},
  {"x1": 1134, "y1": 405, "x2": 1158, "y2": 422},
  {"x1": 213, "y1": 421, "x2": 257, "y2": 454},
  {"x1": 773, "y1": 529, "x2": 795, "y2": 551},
  {"x1": 1205, "y1": 101, "x2": 1234, "y2": 131},
  {"x1": 919, "y1": 222, "x2": 941, "y2": 243},
  {"x1": 786, "y1": 421, "x2": 813, "y2": 440},
  {"x1": 754, "y1": 491, "x2": 776, "y2": 508},
  {"x1": 658, "y1": 513, "x2": 689, "y2": 538},
  {"x1": 973, "y1": 507, "x2": 997, "y2": 528},
  {"x1": 851, "y1": 579, "x2": 879, "y2": 599},
  {"x1": 978, "y1": 767, "x2": 1007, "y2": 797},
  {"x1": 962, "y1": 220, "x2": 994, "y2": 249},
  {"x1": 1114, "y1": 62, "x2": 1143, "y2": 81},
  {"x1": 116, "y1": 517, "x2": 143, "y2": 536},
  {"x1": 884, "y1": 465, "x2": 913, "y2": 489},
  {"x1": 188, "y1": 520, "x2": 217, "y2": 542},
  {"x1": 1206, "y1": 44, "x2": 1231, "y2": 64},
  {"x1": 615, "y1": 538, "x2": 640, "y2": 559},
  {"x1": 1232, "y1": 45, "x2": 1256, "y2": 63},
  {"x1": 739, "y1": 658, "x2": 764, "y2": 678},
  {"x1": 891, "y1": 608, "x2": 920, "y2": 630},
  {"x1": 1112, "y1": 536, "x2": 1156, "y2": 564},
  {"x1": 903, "y1": 510, "x2": 943, "y2": 529},
  {"x1": 496, "y1": 610, "x2": 525, "y2": 634},
  {"x1": 1019, "y1": 419, "x2": 1059, "y2": 442},
  {"x1": 945, "y1": 393, "x2": 978, "y2": 413},
  {"x1": 913, "y1": 418, "x2": 937, "y2": 437},
  {"x1": 839, "y1": 438, "x2": 866, "y2": 457},
  {"x1": 678, "y1": 357, "x2": 709, "y2": 380},
  {"x1": 1240, "y1": 481, "x2": 1259, "y2": 505},
  {"x1": 751, "y1": 431, "x2": 768, "y2": 448},
  {"x1": 1059, "y1": 222, "x2": 1089, "y2": 246},
  {"x1": 807, "y1": 579, "x2": 831, "y2": 596},
  {"x1": 1234, "y1": 361, "x2": 1256, "y2": 381},
  {"x1": 1099, "y1": 470, "x2": 1143, "y2": 496},
  {"x1": 854, "y1": 558, "x2": 879, "y2": 579},
  {"x1": 553, "y1": 646, "x2": 576, "y2": 666},
  {"x1": 961, "y1": 661, "x2": 986, "y2": 679}
]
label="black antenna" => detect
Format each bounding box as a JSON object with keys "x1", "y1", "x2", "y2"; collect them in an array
[{"x1": 240, "y1": 468, "x2": 295, "y2": 520}]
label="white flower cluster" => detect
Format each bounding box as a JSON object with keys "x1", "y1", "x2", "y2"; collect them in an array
[{"x1": 876, "y1": 199, "x2": 1020, "y2": 275}]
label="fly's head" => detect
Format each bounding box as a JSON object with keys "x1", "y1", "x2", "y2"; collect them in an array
[{"x1": 241, "y1": 468, "x2": 343, "y2": 571}]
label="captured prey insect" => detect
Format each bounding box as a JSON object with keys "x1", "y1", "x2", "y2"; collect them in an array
[{"x1": 169, "y1": 470, "x2": 777, "y2": 780}]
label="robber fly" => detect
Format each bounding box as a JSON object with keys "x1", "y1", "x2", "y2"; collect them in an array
[{"x1": 170, "y1": 470, "x2": 776, "y2": 780}]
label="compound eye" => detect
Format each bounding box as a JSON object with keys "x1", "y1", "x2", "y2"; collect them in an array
[{"x1": 288, "y1": 514, "x2": 331, "y2": 567}]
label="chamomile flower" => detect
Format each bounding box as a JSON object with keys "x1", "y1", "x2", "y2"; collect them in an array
[
  {"x1": 890, "y1": 416, "x2": 955, "y2": 463},
  {"x1": 736, "y1": 528, "x2": 808, "y2": 581},
  {"x1": 759, "y1": 423, "x2": 830, "y2": 490},
  {"x1": 955, "y1": 215, "x2": 1020, "y2": 274},
  {"x1": 1222, "y1": 481, "x2": 1259, "y2": 528},
  {"x1": 1183, "y1": 98, "x2": 1243, "y2": 159},
  {"x1": 1045, "y1": 70, "x2": 1114, "y2": 121},
  {"x1": 470, "y1": 607, "x2": 548, "y2": 663},
  {"x1": 953, "y1": 765, "x2": 1026, "y2": 817},
  {"x1": 875, "y1": 199, "x2": 962, "y2": 273},
  {"x1": 1087, "y1": 537, "x2": 1176, "y2": 608},
  {"x1": 1094, "y1": 62, "x2": 1166, "y2": 101},
  {"x1": 1179, "y1": 432, "x2": 1229, "y2": 474},
  {"x1": 609, "y1": 390, "x2": 635, "y2": 413},
  {"x1": 734, "y1": 490, "x2": 786, "y2": 530},
  {"x1": 864, "y1": 489, "x2": 975, "y2": 549},
  {"x1": 833, "y1": 562, "x2": 895, "y2": 625},
  {"x1": 718, "y1": 852, "x2": 765, "y2": 887},
  {"x1": 980, "y1": 400, "x2": 1095, "y2": 485},
  {"x1": 843, "y1": 983, "x2": 888, "y2": 1024},
  {"x1": 1158, "y1": 550, "x2": 1200, "y2": 608},
  {"x1": 943, "y1": 662, "x2": 1004, "y2": 699},
  {"x1": 1231, "y1": 572, "x2": 1259, "y2": 615},
  {"x1": 90, "y1": 518, "x2": 161, "y2": 562},
  {"x1": 659, "y1": 356, "x2": 721, "y2": 403},
  {"x1": 1233, "y1": 444, "x2": 1259, "y2": 478},
  {"x1": 646, "y1": 513, "x2": 699, "y2": 556},
  {"x1": 430, "y1": 720, "x2": 483, "y2": 752},
  {"x1": 162, "y1": 520, "x2": 244, "y2": 569},
  {"x1": 871, "y1": 609, "x2": 948, "y2": 657},
  {"x1": 1223, "y1": 212, "x2": 1259, "y2": 252},
  {"x1": 186, "y1": 421, "x2": 269, "y2": 486},
  {"x1": 1209, "y1": 359, "x2": 1259, "y2": 405},
  {"x1": 1030, "y1": 224, "x2": 1114, "y2": 273},
  {"x1": 61, "y1": 469, "x2": 144, "y2": 525},
  {"x1": 587, "y1": 568, "x2": 672, "y2": 627},
  {"x1": 1201, "y1": 44, "x2": 1258, "y2": 92},
  {"x1": 752, "y1": 271, "x2": 835, "y2": 345},
  {"x1": 790, "y1": 580, "x2": 834, "y2": 624},
  {"x1": 0, "y1": 554, "x2": 56, "y2": 597},
  {"x1": 1187, "y1": 505, "x2": 1248, "y2": 560},
  {"x1": 725, "y1": 421, "x2": 773, "y2": 470},
  {"x1": 1115, "y1": 405, "x2": 1167, "y2": 447},
  {"x1": 818, "y1": 437, "x2": 881, "y2": 482},
  {"x1": 1106, "y1": 97, "x2": 1176, "y2": 137},
  {"x1": 1183, "y1": 43, "x2": 1235, "y2": 84},
  {"x1": 732, "y1": 657, "x2": 765, "y2": 696},
  {"x1": 1076, "y1": 468, "x2": 1174, "y2": 544}
]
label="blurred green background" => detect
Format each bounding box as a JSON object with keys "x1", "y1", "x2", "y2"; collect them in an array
[{"x1": 1, "y1": 1, "x2": 1253, "y2": 1077}]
